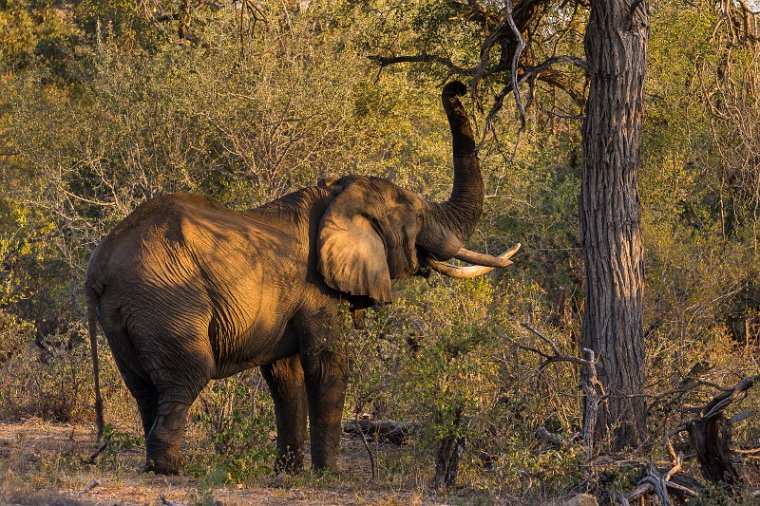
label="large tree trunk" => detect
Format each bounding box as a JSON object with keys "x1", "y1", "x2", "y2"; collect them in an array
[{"x1": 580, "y1": 0, "x2": 649, "y2": 449}]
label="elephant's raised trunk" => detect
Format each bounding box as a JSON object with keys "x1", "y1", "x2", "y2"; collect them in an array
[
  {"x1": 420, "y1": 81, "x2": 521, "y2": 275},
  {"x1": 419, "y1": 82, "x2": 484, "y2": 260},
  {"x1": 438, "y1": 81, "x2": 484, "y2": 246}
]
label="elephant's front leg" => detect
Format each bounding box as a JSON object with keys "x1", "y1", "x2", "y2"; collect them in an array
[
  {"x1": 261, "y1": 355, "x2": 307, "y2": 473},
  {"x1": 298, "y1": 312, "x2": 348, "y2": 472}
]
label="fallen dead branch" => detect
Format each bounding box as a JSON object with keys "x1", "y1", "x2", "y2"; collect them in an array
[
  {"x1": 614, "y1": 460, "x2": 699, "y2": 506},
  {"x1": 579, "y1": 455, "x2": 702, "y2": 505},
  {"x1": 616, "y1": 374, "x2": 759, "y2": 502}
]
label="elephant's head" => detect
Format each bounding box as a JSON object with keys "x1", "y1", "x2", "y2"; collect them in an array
[{"x1": 318, "y1": 81, "x2": 520, "y2": 303}]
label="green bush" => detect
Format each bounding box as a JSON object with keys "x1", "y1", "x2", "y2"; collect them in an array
[{"x1": 188, "y1": 372, "x2": 277, "y2": 484}]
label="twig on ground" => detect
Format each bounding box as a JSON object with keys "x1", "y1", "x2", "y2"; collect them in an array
[
  {"x1": 160, "y1": 496, "x2": 187, "y2": 506},
  {"x1": 86, "y1": 436, "x2": 109, "y2": 465},
  {"x1": 353, "y1": 413, "x2": 377, "y2": 481},
  {"x1": 79, "y1": 479, "x2": 99, "y2": 494}
]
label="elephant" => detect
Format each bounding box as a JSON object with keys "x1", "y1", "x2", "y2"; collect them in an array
[{"x1": 85, "y1": 81, "x2": 520, "y2": 475}]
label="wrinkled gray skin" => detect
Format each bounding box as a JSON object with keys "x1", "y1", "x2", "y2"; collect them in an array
[{"x1": 86, "y1": 82, "x2": 483, "y2": 475}]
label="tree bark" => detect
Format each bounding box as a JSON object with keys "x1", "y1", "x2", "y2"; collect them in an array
[
  {"x1": 433, "y1": 405, "x2": 466, "y2": 490},
  {"x1": 581, "y1": 0, "x2": 649, "y2": 449}
]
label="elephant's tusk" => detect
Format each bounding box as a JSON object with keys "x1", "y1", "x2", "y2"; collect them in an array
[
  {"x1": 426, "y1": 243, "x2": 521, "y2": 278},
  {"x1": 453, "y1": 243, "x2": 521, "y2": 267}
]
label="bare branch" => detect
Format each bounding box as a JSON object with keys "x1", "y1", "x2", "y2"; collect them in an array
[
  {"x1": 482, "y1": 55, "x2": 587, "y2": 144},
  {"x1": 736, "y1": 0, "x2": 760, "y2": 15},
  {"x1": 541, "y1": 108, "x2": 584, "y2": 120},
  {"x1": 367, "y1": 54, "x2": 470, "y2": 75},
  {"x1": 536, "y1": 72, "x2": 587, "y2": 107},
  {"x1": 529, "y1": 55, "x2": 589, "y2": 75},
  {"x1": 504, "y1": 0, "x2": 526, "y2": 131},
  {"x1": 472, "y1": 12, "x2": 510, "y2": 102},
  {"x1": 521, "y1": 322, "x2": 562, "y2": 357},
  {"x1": 517, "y1": 323, "x2": 605, "y2": 456},
  {"x1": 515, "y1": 342, "x2": 553, "y2": 360},
  {"x1": 701, "y1": 374, "x2": 759, "y2": 418}
]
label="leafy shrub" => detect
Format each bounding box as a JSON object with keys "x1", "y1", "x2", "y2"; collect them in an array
[{"x1": 188, "y1": 371, "x2": 277, "y2": 484}]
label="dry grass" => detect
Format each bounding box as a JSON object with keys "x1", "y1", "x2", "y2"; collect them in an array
[{"x1": 0, "y1": 420, "x2": 457, "y2": 506}]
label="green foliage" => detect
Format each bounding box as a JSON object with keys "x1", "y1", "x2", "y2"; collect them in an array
[
  {"x1": 188, "y1": 373, "x2": 277, "y2": 484},
  {"x1": 103, "y1": 423, "x2": 144, "y2": 451},
  {"x1": 344, "y1": 274, "x2": 588, "y2": 493},
  {"x1": 0, "y1": 0, "x2": 77, "y2": 71},
  {"x1": 642, "y1": 1, "x2": 760, "y2": 403}
]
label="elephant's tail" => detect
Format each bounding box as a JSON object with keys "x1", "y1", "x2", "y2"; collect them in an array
[{"x1": 87, "y1": 294, "x2": 105, "y2": 442}]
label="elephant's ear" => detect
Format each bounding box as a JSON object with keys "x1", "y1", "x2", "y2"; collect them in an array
[{"x1": 318, "y1": 181, "x2": 420, "y2": 303}]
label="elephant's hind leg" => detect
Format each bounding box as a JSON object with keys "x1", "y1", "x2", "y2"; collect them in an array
[
  {"x1": 261, "y1": 355, "x2": 307, "y2": 473},
  {"x1": 139, "y1": 336, "x2": 214, "y2": 474}
]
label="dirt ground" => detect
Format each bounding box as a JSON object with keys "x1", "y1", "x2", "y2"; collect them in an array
[{"x1": 0, "y1": 420, "x2": 457, "y2": 506}]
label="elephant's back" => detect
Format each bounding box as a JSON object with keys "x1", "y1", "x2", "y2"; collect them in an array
[
  {"x1": 85, "y1": 192, "x2": 289, "y2": 344},
  {"x1": 87, "y1": 194, "x2": 219, "y2": 290}
]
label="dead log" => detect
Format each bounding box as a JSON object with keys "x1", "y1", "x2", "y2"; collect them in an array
[{"x1": 342, "y1": 419, "x2": 411, "y2": 445}]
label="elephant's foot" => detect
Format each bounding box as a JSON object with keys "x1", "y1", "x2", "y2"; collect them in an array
[
  {"x1": 143, "y1": 400, "x2": 193, "y2": 475},
  {"x1": 309, "y1": 442, "x2": 340, "y2": 474},
  {"x1": 144, "y1": 449, "x2": 183, "y2": 475}
]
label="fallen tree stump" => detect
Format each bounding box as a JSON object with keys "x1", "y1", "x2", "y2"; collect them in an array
[
  {"x1": 686, "y1": 413, "x2": 741, "y2": 485},
  {"x1": 671, "y1": 374, "x2": 759, "y2": 488},
  {"x1": 587, "y1": 457, "x2": 702, "y2": 505}
]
